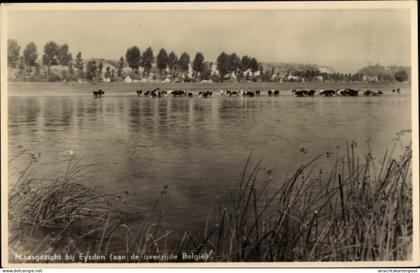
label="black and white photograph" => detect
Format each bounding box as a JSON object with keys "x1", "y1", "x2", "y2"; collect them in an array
[{"x1": 1, "y1": 2, "x2": 418, "y2": 267}]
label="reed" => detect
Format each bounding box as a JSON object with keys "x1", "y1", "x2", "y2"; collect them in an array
[{"x1": 8, "y1": 132, "x2": 413, "y2": 262}]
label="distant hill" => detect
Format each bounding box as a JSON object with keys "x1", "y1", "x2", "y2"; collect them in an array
[
  {"x1": 262, "y1": 62, "x2": 336, "y2": 75},
  {"x1": 356, "y1": 64, "x2": 410, "y2": 80}
]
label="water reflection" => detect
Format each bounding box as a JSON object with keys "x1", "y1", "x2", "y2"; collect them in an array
[{"x1": 8, "y1": 94, "x2": 412, "y2": 233}]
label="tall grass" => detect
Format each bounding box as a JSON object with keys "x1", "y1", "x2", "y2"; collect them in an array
[{"x1": 8, "y1": 133, "x2": 412, "y2": 262}]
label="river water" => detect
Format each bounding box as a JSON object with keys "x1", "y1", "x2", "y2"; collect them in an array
[{"x1": 8, "y1": 92, "x2": 412, "y2": 234}]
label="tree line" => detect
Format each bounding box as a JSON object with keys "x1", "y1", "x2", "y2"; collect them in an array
[{"x1": 7, "y1": 39, "x2": 409, "y2": 83}]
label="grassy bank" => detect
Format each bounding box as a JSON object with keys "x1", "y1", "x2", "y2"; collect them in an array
[
  {"x1": 7, "y1": 81, "x2": 411, "y2": 96},
  {"x1": 8, "y1": 133, "x2": 413, "y2": 263}
]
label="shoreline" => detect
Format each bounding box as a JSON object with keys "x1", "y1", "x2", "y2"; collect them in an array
[{"x1": 7, "y1": 81, "x2": 411, "y2": 96}]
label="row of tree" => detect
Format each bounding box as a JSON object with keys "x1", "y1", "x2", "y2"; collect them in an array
[{"x1": 8, "y1": 39, "x2": 410, "y2": 83}]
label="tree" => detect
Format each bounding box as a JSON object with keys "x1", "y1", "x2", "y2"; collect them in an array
[
  {"x1": 199, "y1": 62, "x2": 212, "y2": 81},
  {"x1": 43, "y1": 41, "x2": 60, "y2": 80},
  {"x1": 125, "y1": 46, "x2": 141, "y2": 74},
  {"x1": 178, "y1": 52, "x2": 190, "y2": 75},
  {"x1": 117, "y1": 57, "x2": 124, "y2": 78},
  {"x1": 192, "y1": 52, "x2": 205, "y2": 80},
  {"x1": 394, "y1": 69, "x2": 409, "y2": 82},
  {"x1": 97, "y1": 62, "x2": 104, "y2": 79},
  {"x1": 111, "y1": 69, "x2": 116, "y2": 81},
  {"x1": 57, "y1": 44, "x2": 72, "y2": 79},
  {"x1": 249, "y1": 57, "x2": 259, "y2": 73},
  {"x1": 141, "y1": 47, "x2": 154, "y2": 76},
  {"x1": 168, "y1": 51, "x2": 178, "y2": 75},
  {"x1": 23, "y1": 42, "x2": 38, "y2": 71},
  {"x1": 240, "y1": 55, "x2": 251, "y2": 72},
  {"x1": 74, "y1": 52, "x2": 84, "y2": 79},
  {"x1": 105, "y1": 66, "x2": 111, "y2": 78},
  {"x1": 230, "y1": 53, "x2": 240, "y2": 73},
  {"x1": 75, "y1": 52, "x2": 83, "y2": 70},
  {"x1": 42, "y1": 41, "x2": 60, "y2": 66},
  {"x1": 86, "y1": 60, "x2": 97, "y2": 81},
  {"x1": 156, "y1": 48, "x2": 169, "y2": 74},
  {"x1": 216, "y1": 52, "x2": 231, "y2": 81},
  {"x1": 68, "y1": 61, "x2": 74, "y2": 80},
  {"x1": 8, "y1": 39, "x2": 20, "y2": 68},
  {"x1": 57, "y1": 44, "x2": 72, "y2": 66}
]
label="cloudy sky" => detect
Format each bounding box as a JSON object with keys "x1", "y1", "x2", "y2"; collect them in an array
[{"x1": 6, "y1": 5, "x2": 413, "y2": 73}]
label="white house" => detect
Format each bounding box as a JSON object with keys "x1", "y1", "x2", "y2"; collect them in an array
[
  {"x1": 287, "y1": 75, "x2": 301, "y2": 81},
  {"x1": 124, "y1": 76, "x2": 133, "y2": 83},
  {"x1": 363, "y1": 75, "x2": 378, "y2": 82}
]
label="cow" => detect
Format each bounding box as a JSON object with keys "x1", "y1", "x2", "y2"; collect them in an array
[
  {"x1": 372, "y1": 90, "x2": 384, "y2": 96},
  {"x1": 243, "y1": 91, "x2": 255, "y2": 97},
  {"x1": 364, "y1": 90, "x2": 373, "y2": 96},
  {"x1": 339, "y1": 89, "x2": 359, "y2": 96},
  {"x1": 172, "y1": 90, "x2": 187, "y2": 97},
  {"x1": 255, "y1": 90, "x2": 261, "y2": 96},
  {"x1": 292, "y1": 90, "x2": 308, "y2": 97},
  {"x1": 307, "y1": 90, "x2": 316, "y2": 96},
  {"x1": 199, "y1": 90, "x2": 212, "y2": 98},
  {"x1": 274, "y1": 90, "x2": 280, "y2": 96},
  {"x1": 93, "y1": 89, "x2": 105, "y2": 98},
  {"x1": 136, "y1": 90, "x2": 143, "y2": 96},
  {"x1": 228, "y1": 90, "x2": 239, "y2": 97},
  {"x1": 188, "y1": 92, "x2": 193, "y2": 97},
  {"x1": 320, "y1": 90, "x2": 336, "y2": 96}
]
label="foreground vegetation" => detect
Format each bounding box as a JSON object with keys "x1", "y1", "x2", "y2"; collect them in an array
[{"x1": 8, "y1": 133, "x2": 412, "y2": 263}]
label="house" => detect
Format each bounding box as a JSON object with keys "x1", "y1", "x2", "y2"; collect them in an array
[
  {"x1": 314, "y1": 75, "x2": 324, "y2": 82},
  {"x1": 103, "y1": 77, "x2": 111, "y2": 83},
  {"x1": 363, "y1": 75, "x2": 378, "y2": 82},
  {"x1": 210, "y1": 63, "x2": 219, "y2": 76},
  {"x1": 287, "y1": 75, "x2": 302, "y2": 82},
  {"x1": 200, "y1": 79, "x2": 213, "y2": 83},
  {"x1": 124, "y1": 76, "x2": 133, "y2": 83}
]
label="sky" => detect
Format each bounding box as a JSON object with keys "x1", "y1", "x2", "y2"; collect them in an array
[{"x1": 6, "y1": 7, "x2": 413, "y2": 73}]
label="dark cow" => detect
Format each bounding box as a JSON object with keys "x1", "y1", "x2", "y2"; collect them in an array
[
  {"x1": 188, "y1": 92, "x2": 193, "y2": 97},
  {"x1": 255, "y1": 90, "x2": 261, "y2": 96},
  {"x1": 307, "y1": 90, "x2": 316, "y2": 96},
  {"x1": 93, "y1": 89, "x2": 105, "y2": 98},
  {"x1": 372, "y1": 90, "x2": 384, "y2": 96},
  {"x1": 243, "y1": 91, "x2": 255, "y2": 97},
  {"x1": 320, "y1": 90, "x2": 336, "y2": 96},
  {"x1": 228, "y1": 90, "x2": 239, "y2": 97},
  {"x1": 199, "y1": 90, "x2": 212, "y2": 98},
  {"x1": 339, "y1": 89, "x2": 359, "y2": 96},
  {"x1": 136, "y1": 90, "x2": 143, "y2": 96},
  {"x1": 268, "y1": 90, "x2": 273, "y2": 97},
  {"x1": 292, "y1": 90, "x2": 308, "y2": 97},
  {"x1": 274, "y1": 90, "x2": 280, "y2": 96},
  {"x1": 172, "y1": 90, "x2": 187, "y2": 97},
  {"x1": 364, "y1": 90, "x2": 373, "y2": 96}
]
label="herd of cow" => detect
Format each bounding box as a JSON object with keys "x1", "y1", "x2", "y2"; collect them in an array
[{"x1": 92, "y1": 87, "x2": 402, "y2": 98}]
